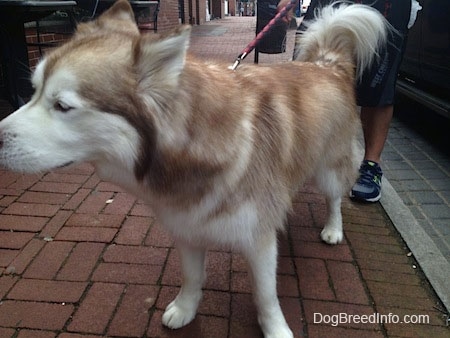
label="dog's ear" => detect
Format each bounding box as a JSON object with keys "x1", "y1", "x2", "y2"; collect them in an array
[
  {"x1": 134, "y1": 25, "x2": 191, "y2": 91},
  {"x1": 99, "y1": 0, "x2": 136, "y2": 22},
  {"x1": 76, "y1": 0, "x2": 138, "y2": 37}
]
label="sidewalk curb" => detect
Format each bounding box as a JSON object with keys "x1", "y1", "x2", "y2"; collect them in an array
[{"x1": 380, "y1": 176, "x2": 450, "y2": 318}]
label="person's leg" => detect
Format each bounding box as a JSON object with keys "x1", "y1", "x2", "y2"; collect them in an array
[
  {"x1": 350, "y1": 105, "x2": 392, "y2": 202},
  {"x1": 351, "y1": 1, "x2": 411, "y2": 203},
  {"x1": 360, "y1": 105, "x2": 393, "y2": 163}
]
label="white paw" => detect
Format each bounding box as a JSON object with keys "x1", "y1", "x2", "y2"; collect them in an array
[
  {"x1": 320, "y1": 227, "x2": 343, "y2": 244},
  {"x1": 162, "y1": 299, "x2": 197, "y2": 329},
  {"x1": 259, "y1": 314, "x2": 293, "y2": 338},
  {"x1": 263, "y1": 324, "x2": 294, "y2": 338}
]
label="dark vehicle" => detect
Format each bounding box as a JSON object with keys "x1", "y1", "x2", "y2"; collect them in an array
[{"x1": 397, "y1": 0, "x2": 450, "y2": 119}]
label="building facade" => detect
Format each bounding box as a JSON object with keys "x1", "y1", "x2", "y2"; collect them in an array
[{"x1": 160, "y1": 0, "x2": 257, "y2": 31}]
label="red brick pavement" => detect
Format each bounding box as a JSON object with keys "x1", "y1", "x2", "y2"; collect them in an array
[{"x1": 0, "y1": 16, "x2": 449, "y2": 338}]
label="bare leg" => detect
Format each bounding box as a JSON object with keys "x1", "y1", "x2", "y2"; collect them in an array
[
  {"x1": 162, "y1": 243, "x2": 206, "y2": 329},
  {"x1": 360, "y1": 105, "x2": 393, "y2": 163}
]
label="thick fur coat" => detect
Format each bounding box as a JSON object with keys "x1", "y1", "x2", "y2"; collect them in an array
[{"x1": 0, "y1": 1, "x2": 388, "y2": 337}]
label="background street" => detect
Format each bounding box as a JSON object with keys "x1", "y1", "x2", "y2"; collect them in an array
[{"x1": 0, "y1": 16, "x2": 448, "y2": 337}]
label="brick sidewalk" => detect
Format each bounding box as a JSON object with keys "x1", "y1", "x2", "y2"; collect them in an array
[{"x1": 0, "y1": 16, "x2": 449, "y2": 338}]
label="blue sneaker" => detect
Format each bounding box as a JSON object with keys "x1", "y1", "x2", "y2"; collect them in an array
[{"x1": 350, "y1": 160, "x2": 383, "y2": 202}]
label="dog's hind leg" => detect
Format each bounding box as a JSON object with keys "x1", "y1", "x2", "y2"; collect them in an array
[
  {"x1": 162, "y1": 243, "x2": 206, "y2": 329},
  {"x1": 242, "y1": 231, "x2": 293, "y2": 338},
  {"x1": 315, "y1": 166, "x2": 345, "y2": 244},
  {"x1": 321, "y1": 194, "x2": 344, "y2": 244}
]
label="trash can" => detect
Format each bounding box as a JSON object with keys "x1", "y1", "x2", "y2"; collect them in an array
[{"x1": 256, "y1": 0, "x2": 287, "y2": 54}]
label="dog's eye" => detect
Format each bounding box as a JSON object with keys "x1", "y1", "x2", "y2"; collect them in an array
[{"x1": 54, "y1": 101, "x2": 72, "y2": 113}]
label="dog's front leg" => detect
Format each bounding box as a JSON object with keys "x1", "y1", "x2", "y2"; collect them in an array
[
  {"x1": 320, "y1": 196, "x2": 344, "y2": 244},
  {"x1": 242, "y1": 231, "x2": 293, "y2": 338},
  {"x1": 162, "y1": 243, "x2": 206, "y2": 329}
]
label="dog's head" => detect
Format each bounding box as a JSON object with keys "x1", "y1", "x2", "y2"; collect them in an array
[{"x1": 0, "y1": 0, "x2": 191, "y2": 178}]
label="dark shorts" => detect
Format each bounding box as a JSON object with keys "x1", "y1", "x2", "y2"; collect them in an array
[{"x1": 296, "y1": 0, "x2": 412, "y2": 107}]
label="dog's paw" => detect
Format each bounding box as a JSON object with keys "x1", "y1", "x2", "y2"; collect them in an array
[
  {"x1": 259, "y1": 314, "x2": 293, "y2": 338},
  {"x1": 162, "y1": 299, "x2": 197, "y2": 329},
  {"x1": 263, "y1": 324, "x2": 294, "y2": 338},
  {"x1": 320, "y1": 227, "x2": 343, "y2": 245}
]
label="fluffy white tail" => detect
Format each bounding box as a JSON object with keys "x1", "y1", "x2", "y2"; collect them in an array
[{"x1": 294, "y1": 3, "x2": 389, "y2": 80}]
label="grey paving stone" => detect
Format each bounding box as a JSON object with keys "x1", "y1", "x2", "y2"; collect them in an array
[
  {"x1": 396, "y1": 143, "x2": 420, "y2": 153},
  {"x1": 409, "y1": 206, "x2": 427, "y2": 220},
  {"x1": 438, "y1": 190, "x2": 450, "y2": 204},
  {"x1": 420, "y1": 204, "x2": 450, "y2": 219},
  {"x1": 397, "y1": 192, "x2": 414, "y2": 206},
  {"x1": 387, "y1": 179, "x2": 405, "y2": 192},
  {"x1": 429, "y1": 236, "x2": 450, "y2": 261},
  {"x1": 383, "y1": 160, "x2": 412, "y2": 171},
  {"x1": 433, "y1": 219, "x2": 450, "y2": 236},
  {"x1": 416, "y1": 221, "x2": 450, "y2": 259},
  {"x1": 386, "y1": 116, "x2": 450, "y2": 310},
  {"x1": 419, "y1": 168, "x2": 449, "y2": 180},
  {"x1": 382, "y1": 151, "x2": 404, "y2": 161},
  {"x1": 428, "y1": 179, "x2": 450, "y2": 192},
  {"x1": 388, "y1": 137, "x2": 414, "y2": 146},
  {"x1": 411, "y1": 160, "x2": 443, "y2": 170},
  {"x1": 382, "y1": 143, "x2": 396, "y2": 152},
  {"x1": 387, "y1": 128, "x2": 404, "y2": 138},
  {"x1": 435, "y1": 159, "x2": 450, "y2": 172},
  {"x1": 388, "y1": 169, "x2": 422, "y2": 181},
  {"x1": 400, "y1": 129, "x2": 421, "y2": 139},
  {"x1": 399, "y1": 151, "x2": 429, "y2": 161},
  {"x1": 409, "y1": 191, "x2": 445, "y2": 205},
  {"x1": 387, "y1": 179, "x2": 433, "y2": 192},
  {"x1": 418, "y1": 219, "x2": 441, "y2": 236},
  {"x1": 426, "y1": 152, "x2": 449, "y2": 162}
]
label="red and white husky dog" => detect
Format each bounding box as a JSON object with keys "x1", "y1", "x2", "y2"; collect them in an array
[{"x1": 0, "y1": 1, "x2": 387, "y2": 336}]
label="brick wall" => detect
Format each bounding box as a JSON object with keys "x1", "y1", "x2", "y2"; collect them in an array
[
  {"x1": 157, "y1": 0, "x2": 183, "y2": 31},
  {"x1": 198, "y1": 0, "x2": 207, "y2": 25},
  {"x1": 24, "y1": 0, "x2": 197, "y2": 67},
  {"x1": 211, "y1": 0, "x2": 225, "y2": 19},
  {"x1": 229, "y1": 0, "x2": 237, "y2": 16},
  {"x1": 25, "y1": 28, "x2": 69, "y2": 69}
]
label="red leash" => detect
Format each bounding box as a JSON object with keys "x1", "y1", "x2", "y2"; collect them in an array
[{"x1": 230, "y1": 0, "x2": 297, "y2": 70}]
